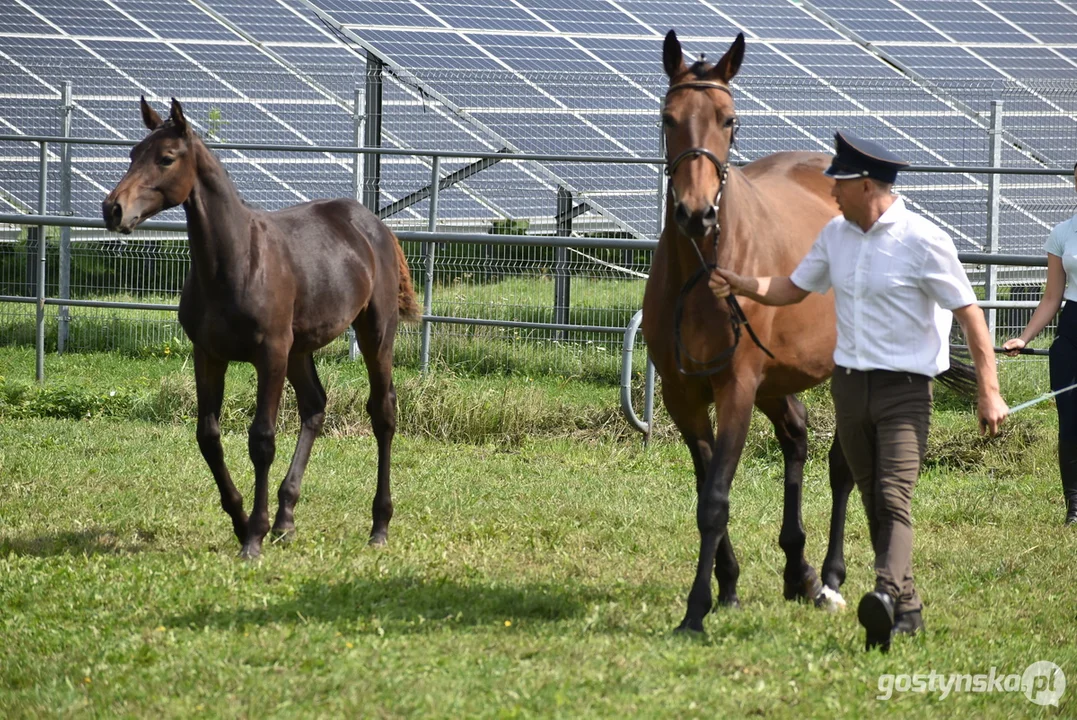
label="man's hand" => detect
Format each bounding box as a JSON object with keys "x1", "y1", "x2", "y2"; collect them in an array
[
  {"x1": 709, "y1": 267, "x2": 741, "y2": 300},
  {"x1": 978, "y1": 391, "x2": 1009, "y2": 436},
  {"x1": 1000, "y1": 337, "x2": 1026, "y2": 357}
]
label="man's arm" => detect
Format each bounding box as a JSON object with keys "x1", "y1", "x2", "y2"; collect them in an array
[
  {"x1": 709, "y1": 268, "x2": 810, "y2": 307},
  {"x1": 952, "y1": 303, "x2": 1009, "y2": 436}
]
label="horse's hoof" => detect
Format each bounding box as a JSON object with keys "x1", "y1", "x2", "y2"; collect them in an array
[
  {"x1": 717, "y1": 595, "x2": 741, "y2": 609},
  {"x1": 784, "y1": 567, "x2": 823, "y2": 603},
  {"x1": 814, "y1": 586, "x2": 847, "y2": 613},
  {"x1": 238, "y1": 544, "x2": 262, "y2": 561},
  {"x1": 674, "y1": 617, "x2": 706, "y2": 635},
  {"x1": 368, "y1": 532, "x2": 388, "y2": 547}
]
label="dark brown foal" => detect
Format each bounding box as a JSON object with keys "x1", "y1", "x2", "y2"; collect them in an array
[{"x1": 103, "y1": 97, "x2": 419, "y2": 558}]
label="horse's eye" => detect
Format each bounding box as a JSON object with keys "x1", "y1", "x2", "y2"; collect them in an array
[
  {"x1": 724, "y1": 117, "x2": 737, "y2": 128},
  {"x1": 159, "y1": 156, "x2": 175, "y2": 167},
  {"x1": 661, "y1": 115, "x2": 675, "y2": 129}
]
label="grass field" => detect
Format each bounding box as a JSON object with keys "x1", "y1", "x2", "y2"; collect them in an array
[{"x1": 1, "y1": 346, "x2": 1075, "y2": 718}]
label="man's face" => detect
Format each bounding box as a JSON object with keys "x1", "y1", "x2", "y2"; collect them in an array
[{"x1": 830, "y1": 176, "x2": 867, "y2": 220}]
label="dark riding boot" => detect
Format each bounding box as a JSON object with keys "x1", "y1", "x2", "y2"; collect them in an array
[
  {"x1": 1063, "y1": 454, "x2": 1077, "y2": 526},
  {"x1": 892, "y1": 609, "x2": 924, "y2": 638},
  {"x1": 858, "y1": 591, "x2": 895, "y2": 652}
]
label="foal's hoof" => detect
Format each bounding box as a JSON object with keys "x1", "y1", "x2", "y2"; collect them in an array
[
  {"x1": 674, "y1": 617, "x2": 706, "y2": 635},
  {"x1": 717, "y1": 594, "x2": 741, "y2": 610},
  {"x1": 238, "y1": 543, "x2": 262, "y2": 561}
]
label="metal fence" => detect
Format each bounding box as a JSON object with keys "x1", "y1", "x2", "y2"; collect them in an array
[{"x1": 2, "y1": 65, "x2": 1077, "y2": 381}]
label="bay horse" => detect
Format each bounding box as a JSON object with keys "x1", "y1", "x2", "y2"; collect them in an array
[
  {"x1": 103, "y1": 97, "x2": 420, "y2": 559},
  {"x1": 643, "y1": 31, "x2": 855, "y2": 632}
]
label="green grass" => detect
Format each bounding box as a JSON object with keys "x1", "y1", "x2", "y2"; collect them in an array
[{"x1": 1, "y1": 348, "x2": 1075, "y2": 718}]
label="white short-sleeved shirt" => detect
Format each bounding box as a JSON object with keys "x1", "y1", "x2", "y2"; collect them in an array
[
  {"x1": 790, "y1": 196, "x2": 977, "y2": 376},
  {"x1": 1045, "y1": 216, "x2": 1077, "y2": 302}
]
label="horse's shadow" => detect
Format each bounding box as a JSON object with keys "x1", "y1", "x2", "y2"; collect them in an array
[
  {"x1": 0, "y1": 527, "x2": 156, "y2": 557},
  {"x1": 167, "y1": 573, "x2": 612, "y2": 633}
]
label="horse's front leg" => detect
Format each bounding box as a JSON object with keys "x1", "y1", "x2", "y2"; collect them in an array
[
  {"x1": 678, "y1": 381, "x2": 754, "y2": 633},
  {"x1": 819, "y1": 432, "x2": 854, "y2": 611},
  {"x1": 193, "y1": 346, "x2": 247, "y2": 544},
  {"x1": 242, "y1": 345, "x2": 288, "y2": 560}
]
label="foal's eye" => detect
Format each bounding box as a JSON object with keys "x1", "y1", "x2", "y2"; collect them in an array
[{"x1": 159, "y1": 156, "x2": 175, "y2": 167}]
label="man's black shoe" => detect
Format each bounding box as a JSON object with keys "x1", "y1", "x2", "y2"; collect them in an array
[
  {"x1": 892, "y1": 609, "x2": 924, "y2": 637},
  {"x1": 858, "y1": 591, "x2": 895, "y2": 652}
]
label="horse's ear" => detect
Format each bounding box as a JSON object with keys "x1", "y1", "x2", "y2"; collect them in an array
[
  {"x1": 169, "y1": 97, "x2": 189, "y2": 134},
  {"x1": 140, "y1": 95, "x2": 163, "y2": 130},
  {"x1": 711, "y1": 32, "x2": 745, "y2": 83},
  {"x1": 663, "y1": 29, "x2": 686, "y2": 79}
]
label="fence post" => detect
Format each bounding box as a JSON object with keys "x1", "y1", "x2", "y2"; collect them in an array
[
  {"x1": 555, "y1": 186, "x2": 572, "y2": 341},
  {"x1": 657, "y1": 120, "x2": 666, "y2": 238},
  {"x1": 985, "y1": 100, "x2": 1003, "y2": 344},
  {"x1": 349, "y1": 87, "x2": 363, "y2": 361},
  {"x1": 420, "y1": 155, "x2": 440, "y2": 373},
  {"x1": 58, "y1": 81, "x2": 73, "y2": 354},
  {"x1": 362, "y1": 56, "x2": 383, "y2": 214},
  {"x1": 36, "y1": 141, "x2": 48, "y2": 383}
]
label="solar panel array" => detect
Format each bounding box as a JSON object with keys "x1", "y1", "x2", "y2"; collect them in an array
[{"x1": 1, "y1": 0, "x2": 1077, "y2": 254}]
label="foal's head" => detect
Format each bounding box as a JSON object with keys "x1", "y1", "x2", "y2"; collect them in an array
[
  {"x1": 661, "y1": 30, "x2": 744, "y2": 242},
  {"x1": 103, "y1": 97, "x2": 198, "y2": 234}
]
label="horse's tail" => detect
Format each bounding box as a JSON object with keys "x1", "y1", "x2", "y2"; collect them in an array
[
  {"x1": 936, "y1": 349, "x2": 978, "y2": 398},
  {"x1": 391, "y1": 231, "x2": 421, "y2": 323}
]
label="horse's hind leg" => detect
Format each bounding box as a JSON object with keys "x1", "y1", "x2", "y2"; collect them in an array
[
  {"x1": 757, "y1": 395, "x2": 822, "y2": 603},
  {"x1": 353, "y1": 305, "x2": 399, "y2": 546},
  {"x1": 193, "y1": 346, "x2": 247, "y2": 544},
  {"x1": 821, "y1": 432, "x2": 854, "y2": 601},
  {"x1": 271, "y1": 352, "x2": 327, "y2": 542}
]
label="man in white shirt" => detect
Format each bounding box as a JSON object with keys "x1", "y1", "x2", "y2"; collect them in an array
[{"x1": 708, "y1": 131, "x2": 1009, "y2": 652}]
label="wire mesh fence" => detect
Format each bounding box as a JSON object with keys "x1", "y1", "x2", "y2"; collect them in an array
[{"x1": 2, "y1": 59, "x2": 1076, "y2": 375}]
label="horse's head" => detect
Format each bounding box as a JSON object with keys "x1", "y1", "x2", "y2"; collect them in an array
[
  {"x1": 103, "y1": 97, "x2": 197, "y2": 234},
  {"x1": 661, "y1": 30, "x2": 744, "y2": 242}
]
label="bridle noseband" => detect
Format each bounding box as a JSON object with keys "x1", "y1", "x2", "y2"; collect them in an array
[{"x1": 664, "y1": 79, "x2": 774, "y2": 377}]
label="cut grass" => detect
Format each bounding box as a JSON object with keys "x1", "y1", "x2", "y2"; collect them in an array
[{"x1": 0, "y1": 347, "x2": 1074, "y2": 717}]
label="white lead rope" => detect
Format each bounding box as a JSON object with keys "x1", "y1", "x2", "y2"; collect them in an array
[{"x1": 1007, "y1": 381, "x2": 1077, "y2": 415}]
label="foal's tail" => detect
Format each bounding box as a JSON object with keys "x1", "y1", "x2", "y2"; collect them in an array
[{"x1": 391, "y1": 231, "x2": 421, "y2": 323}]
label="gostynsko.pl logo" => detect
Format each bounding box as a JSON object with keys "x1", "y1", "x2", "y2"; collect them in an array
[{"x1": 876, "y1": 661, "x2": 1065, "y2": 706}]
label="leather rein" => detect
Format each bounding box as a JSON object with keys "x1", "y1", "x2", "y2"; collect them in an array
[{"x1": 664, "y1": 80, "x2": 775, "y2": 377}]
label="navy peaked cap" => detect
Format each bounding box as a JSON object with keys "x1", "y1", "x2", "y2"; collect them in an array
[{"x1": 824, "y1": 131, "x2": 909, "y2": 184}]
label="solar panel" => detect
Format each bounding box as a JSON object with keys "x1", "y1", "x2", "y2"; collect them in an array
[{"x1": 2, "y1": 0, "x2": 1077, "y2": 249}]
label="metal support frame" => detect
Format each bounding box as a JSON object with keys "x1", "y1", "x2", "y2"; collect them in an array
[
  {"x1": 554, "y1": 187, "x2": 573, "y2": 342},
  {"x1": 58, "y1": 81, "x2": 73, "y2": 354},
  {"x1": 35, "y1": 142, "x2": 48, "y2": 383},
  {"x1": 362, "y1": 55, "x2": 383, "y2": 214},
  {"x1": 985, "y1": 101, "x2": 1003, "y2": 343},
  {"x1": 349, "y1": 87, "x2": 363, "y2": 361},
  {"x1": 420, "y1": 156, "x2": 440, "y2": 373}
]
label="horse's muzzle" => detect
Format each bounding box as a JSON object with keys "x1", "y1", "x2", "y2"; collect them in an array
[
  {"x1": 675, "y1": 201, "x2": 718, "y2": 240},
  {"x1": 102, "y1": 198, "x2": 135, "y2": 234}
]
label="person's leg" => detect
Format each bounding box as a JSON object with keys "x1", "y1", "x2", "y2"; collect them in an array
[
  {"x1": 832, "y1": 369, "x2": 893, "y2": 651},
  {"x1": 871, "y1": 373, "x2": 932, "y2": 616},
  {"x1": 1050, "y1": 318, "x2": 1077, "y2": 524}
]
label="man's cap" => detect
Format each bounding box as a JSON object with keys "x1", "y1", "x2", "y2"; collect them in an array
[{"x1": 824, "y1": 131, "x2": 909, "y2": 184}]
